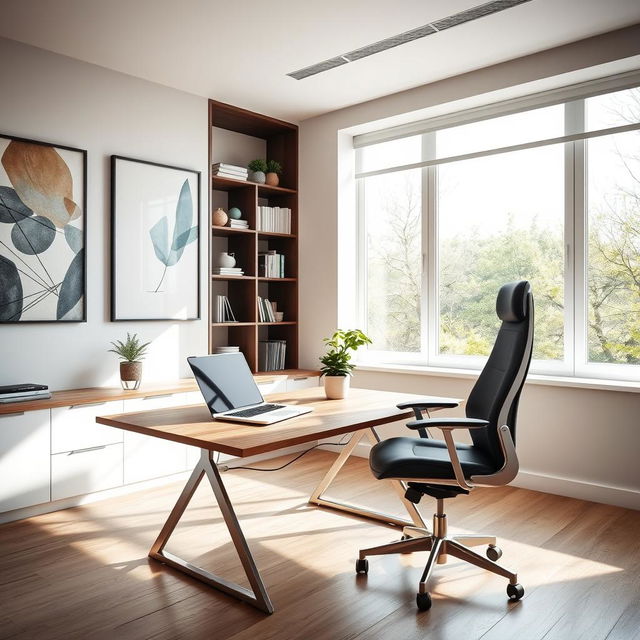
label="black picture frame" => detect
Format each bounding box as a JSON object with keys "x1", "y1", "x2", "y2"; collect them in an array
[
  {"x1": 0, "y1": 132, "x2": 87, "y2": 323},
  {"x1": 111, "y1": 155, "x2": 201, "y2": 321}
]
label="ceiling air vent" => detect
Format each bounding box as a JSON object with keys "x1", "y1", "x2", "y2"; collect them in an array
[{"x1": 287, "y1": 0, "x2": 532, "y2": 80}]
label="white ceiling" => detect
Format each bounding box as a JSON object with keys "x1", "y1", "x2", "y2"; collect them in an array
[{"x1": 1, "y1": 0, "x2": 640, "y2": 122}]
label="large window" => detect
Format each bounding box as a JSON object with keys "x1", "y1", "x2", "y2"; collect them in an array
[{"x1": 355, "y1": 82, "x2": 640, "y2": 380}]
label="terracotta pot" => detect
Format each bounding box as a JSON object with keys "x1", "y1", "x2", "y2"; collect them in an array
[
  {"x1": 212, "y1": 207, "x2": 228, "y2": 227},
  {"x1": 324, "y1": 375, "x2": 350, "y2": 399},
  {"x1": 265, "y1": 172, "x2": 279, "y2": 186},
  {"x1": 120, "y1": 361, "x2": 142, "y2": 390}
]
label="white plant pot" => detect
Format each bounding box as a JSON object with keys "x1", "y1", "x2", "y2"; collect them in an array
[{"x1": 324, "y1": 375, "x2": 350, "y2": 399}]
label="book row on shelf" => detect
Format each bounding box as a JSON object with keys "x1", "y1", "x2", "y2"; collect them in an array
[
  {"x1": 212, "y1": 162, "x2": 248, "y2": 180},
  {"x1": 213, "y1": 266, "x2": 244, "y2": 276},
  {"x1": 258, "y1": 250, "x2": 285, "y2": 278},
  {"x1": 257, "y1": 297, "x2": 277, "y2": 322},
  {"x1": 215, "y1": 295, "x2": 237, "y2": 323},
  {"x1": 257, "y1": 206, "x2": 291, "y2": 234},
  {"x1": 259, "y1": 340, "x2": 287, "y2": 371}
]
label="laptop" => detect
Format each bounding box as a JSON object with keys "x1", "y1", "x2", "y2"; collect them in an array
[{"x1": 187, "y1": 353, "x2": 313, "y2": 425}]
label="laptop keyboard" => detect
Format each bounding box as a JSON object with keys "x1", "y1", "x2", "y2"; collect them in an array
[{"x1": 225, "y1": 404, "x2": 285, "y2": 418}]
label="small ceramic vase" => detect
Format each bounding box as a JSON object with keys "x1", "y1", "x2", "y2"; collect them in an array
[
  {"x1": 250, "y1": 171, "x2": 266, "y2": 184},
  {"x1": 265, "y1": 172, "x2": 279, "y2": 187},
  {"x1": 228, "y1": 207, "x2": 242, "y2": 220},
  {"x1": 218, "y1": 252, "x2": 236, "y2": 268},
  {"x1": 212, "y1": 207, "x2": 228, "y2": 226}
]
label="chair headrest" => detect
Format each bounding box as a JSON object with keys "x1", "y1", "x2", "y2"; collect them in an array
[{"x1": 496, "y1": 281, "x2": 530, "y2": 322}]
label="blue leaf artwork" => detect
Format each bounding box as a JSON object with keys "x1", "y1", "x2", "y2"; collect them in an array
[
  {"x1": 0, "y1": 138, "x2": 85, "y2": 322},
  {"x1": 149, "y1": 179, "x2": 198, "y2": 292}
]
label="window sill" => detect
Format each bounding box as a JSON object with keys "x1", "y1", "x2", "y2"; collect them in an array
[{"x1": 354, "y1": 363, "x2": 640, "y2": 394}]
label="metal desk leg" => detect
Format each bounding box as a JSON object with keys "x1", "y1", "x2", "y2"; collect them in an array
[
  {"x1": 149, "y1": 449, "x2": 274, "y2": 614},
  {"x1": 308, "y1": 428, "x2": 427, "y2": 530}
]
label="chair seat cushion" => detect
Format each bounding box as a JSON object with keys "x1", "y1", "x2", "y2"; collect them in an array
[{"x1": 369, "y1": 437, "x2": 496, "y2": 480}]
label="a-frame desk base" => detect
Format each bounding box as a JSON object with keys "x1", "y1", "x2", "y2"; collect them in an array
[{"x1": 148, "y1": 429, "x2": 427, "y2": 615}]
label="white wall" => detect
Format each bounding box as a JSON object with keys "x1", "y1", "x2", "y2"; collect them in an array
[
  {"x1": 0, "y1": 38, "x2": 209, "y2": 389},
  {"x1": 299, "y1": 26, "x2": 640, "y2": 510}
]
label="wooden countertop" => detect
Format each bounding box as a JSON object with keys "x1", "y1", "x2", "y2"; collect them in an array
[{"x1": 0, "y1": 369, "x2": 319, "y2": 415}]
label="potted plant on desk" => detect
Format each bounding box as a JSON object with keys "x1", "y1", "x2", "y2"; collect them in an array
[
  {"x1": 109, "y1": 333, "x2": 151, "y2": 390},
  {"x1": 319, "y1": 329, "x2": 371, "y2": 399}
]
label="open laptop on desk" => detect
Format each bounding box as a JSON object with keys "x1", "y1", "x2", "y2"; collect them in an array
[{"x1": 187, "y1": 353, "x2": 313, "y2": 425}]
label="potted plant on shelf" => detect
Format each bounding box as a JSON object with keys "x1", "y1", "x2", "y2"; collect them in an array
[
  {"x1": 319, "y1": 329, "x2": 371, "y2": 399},
  {"x1": 109, "y1": 333, "x2": 151, "y2": 390},
  {"x1": 265, "y1": 160, "x2": 282, "y2": 187},
  {"x1": 248, "y1": 159, "x2": 267, "y2": 184}
]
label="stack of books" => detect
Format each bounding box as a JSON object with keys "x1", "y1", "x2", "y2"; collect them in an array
[
  {"x1": 259, "y1": 250, "x2": 285, "y2": 278},
  {"x1": 228, "y1": 219, "x2": 249, "y2": 229},
  {"x1": 258, "y1": 340, "x2": 287, "y2": 371},
  {"x1": 257, "y1": 297, "x2": 277, "y2": 322},
  {"x1": 256, "y1": 206, "x2": 292, "y2": 234},
  {"x1": 212, "y1": 163, "x2": 248, "y2": 181},
  {"x1": 0, "y1": 383, "x2": 50, "y2": 404},
  {"x1": 212, "y1": 266, "x2": 244, "y2": 277},
  {"x1": 215, "y1": 295, "x2": 237, "y2": 322},
  {"x1": 214, "y1": 346, "x2": 240, "y2": 354}
]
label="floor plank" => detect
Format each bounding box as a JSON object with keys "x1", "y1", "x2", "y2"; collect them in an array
[{"x1": 0, "y1": 450, "x2": 638, "y2": 640}]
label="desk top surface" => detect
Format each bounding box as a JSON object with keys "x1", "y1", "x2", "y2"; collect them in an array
[{"x1": 95, "y1": 387, "x2": 460, "y2": 457}]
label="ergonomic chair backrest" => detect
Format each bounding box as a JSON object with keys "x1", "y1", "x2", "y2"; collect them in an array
[{"x1": 465, "y1": 281, "x2": 534, "y2": 468}]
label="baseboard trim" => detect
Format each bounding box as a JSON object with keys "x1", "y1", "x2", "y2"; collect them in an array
[
  {"x1": 319, "y1": 442, "x2": 640, "y2": 511},
  {"x1": 512, "y1": 470, "x2": 640, "y2": 511}
]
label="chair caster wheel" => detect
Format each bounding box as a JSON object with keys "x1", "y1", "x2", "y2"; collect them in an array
[
  {"x1": 416, "y1": 592, "x2": 432, "y2": 611},
  {"x1": 507, "y1": 583, "x2": 524, "y2": 601},
  {"x1": 355, "y1": 558, "x2": 369, "y2": 574},
  {"x1": 486, "y1": 544, "x2": 502, "y2": 561}
]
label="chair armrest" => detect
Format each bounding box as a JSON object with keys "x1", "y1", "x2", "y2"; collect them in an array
[
  {"x1": 396, "y1": 399, "x2": 460, "y2": 412},
  {"x1": 405, "y1": 417, "x2": 488, "y2": 431}
]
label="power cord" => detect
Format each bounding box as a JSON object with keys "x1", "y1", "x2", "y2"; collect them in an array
[{"x1": 226, "y1": 434, "x2": 351, "y2": 473}]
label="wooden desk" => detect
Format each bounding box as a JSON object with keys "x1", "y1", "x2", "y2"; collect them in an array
[{"x1": 96, "y1": 387, "x2": 459, "y2": 613}]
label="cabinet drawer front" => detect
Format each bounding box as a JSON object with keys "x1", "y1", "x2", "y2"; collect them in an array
[
  {"x1": 0, "y1": 409, "x2": 50, "y2": 512},
  {"x1": 51, "y1": 443, "x2": 123, "y2": 501},
  {"x1": 124, "y1": 432, "x2": 187, "y2": 484},
  {"x1": 257, "y1": 376, "x2": 288, "y2": 397},
  {"x1": 52, "y1": 401, "x2": 123, "y2": 454},
  {"x1": 286, "y1": 376, "x2": 319, "y2": 392},
  {"x1": 123, "y1": 393, "x2": 186, "y2": 412}
]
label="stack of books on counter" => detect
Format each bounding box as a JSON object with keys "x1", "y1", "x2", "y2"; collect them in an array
[
  {"x1": 214, "y1": 346, "x2": 240, "y2": 354},
  {"x1": 257, "y1": 206, "x2": 292, "y2": 234},
  {"x1": 0, "y1": 383, "x2": 51, "y2": 404},
  {"x1": 212, "y1": 266, "x2": 244, "y2": 276},
  {"x1": 257, "y1": 297, "x2": 276, "y2": 322},
  {"x1": 258, "y1": 340, "x2": 286, "y2": 371},
  {"x1": 259, "y1": 250, "x2": 285, "y2": 278},
  {"x1": 212, "y1": 163, "x2": 248, "y2": 181},
  {"x1": 228, "y1": 218, "x2": 249, "y2": 229},
  {"x1": 215, "y1": 295, "x2": 237, "y2": 322}
]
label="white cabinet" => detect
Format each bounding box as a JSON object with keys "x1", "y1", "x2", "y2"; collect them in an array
[
  {"x1": 0, "y1": 409, "x2": 50, "y2": 512},
  {"x1": 51, "y1": 443, "x2": 123, "y2": 501},
  {"x1": 256, "y1": 375, "x2": 288, "y2": 396},
  {"x1": 286, "y1": 375, "x2": 319, "y2": 392},
  {"x1": 52, "y1": 401, "x2": 123, "y2": 454},
  {"x1": 123, "y1": 394, "x2": 189, "y2": 484}
]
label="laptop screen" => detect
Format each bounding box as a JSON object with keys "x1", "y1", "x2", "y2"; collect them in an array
[{"x1": 188, "y1": 353, "x2": 264, "y2": 414}]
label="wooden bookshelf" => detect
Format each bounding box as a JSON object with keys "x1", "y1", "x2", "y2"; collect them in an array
[{"x1": 208, "y1": 100, "x2": 299, "y2": 373}]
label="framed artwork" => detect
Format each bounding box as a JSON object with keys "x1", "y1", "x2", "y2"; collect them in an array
[
  {"x1": 0, "y1": 133, "x2": 87, "y2": 323},
  {"x1": 111, "y1": 156, "x2": 200, "y2": 321}
]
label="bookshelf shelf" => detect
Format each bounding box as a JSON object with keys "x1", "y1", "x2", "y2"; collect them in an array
[{"x1": 209, "y1": 100, "x2": 299, "y2": 373}]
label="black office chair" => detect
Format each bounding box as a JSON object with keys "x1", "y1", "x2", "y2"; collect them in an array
[{"x1": 355, "y1": 281, "x2": 534, "y2": 611}]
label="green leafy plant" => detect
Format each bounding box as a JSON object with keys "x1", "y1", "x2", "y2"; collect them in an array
[
  {"x1": 319, "y1": 329, "x2": 372, "y2": 377},
  {"x1": 266, "y1": 159, "x2": 282, "y2": 175},
  {"x1": 108, "y1": 333, "x2": 151, "y2": 363},
  {"x1": 248, "y1": 159, "x2": 267, "y2": 173}
]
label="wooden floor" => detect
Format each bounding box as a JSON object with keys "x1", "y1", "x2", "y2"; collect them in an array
[{"x1": 1, "y1": 450, "x2": 639, "y2": 640}]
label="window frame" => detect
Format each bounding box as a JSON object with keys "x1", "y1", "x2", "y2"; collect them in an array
[{"x1": 354, "y1": 78, "x2": 640, "y2": 382}]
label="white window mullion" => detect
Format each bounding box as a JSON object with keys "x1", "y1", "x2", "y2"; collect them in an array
[{"x1": 422, "y1": 132, "x2": 437, "y2": 366}]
